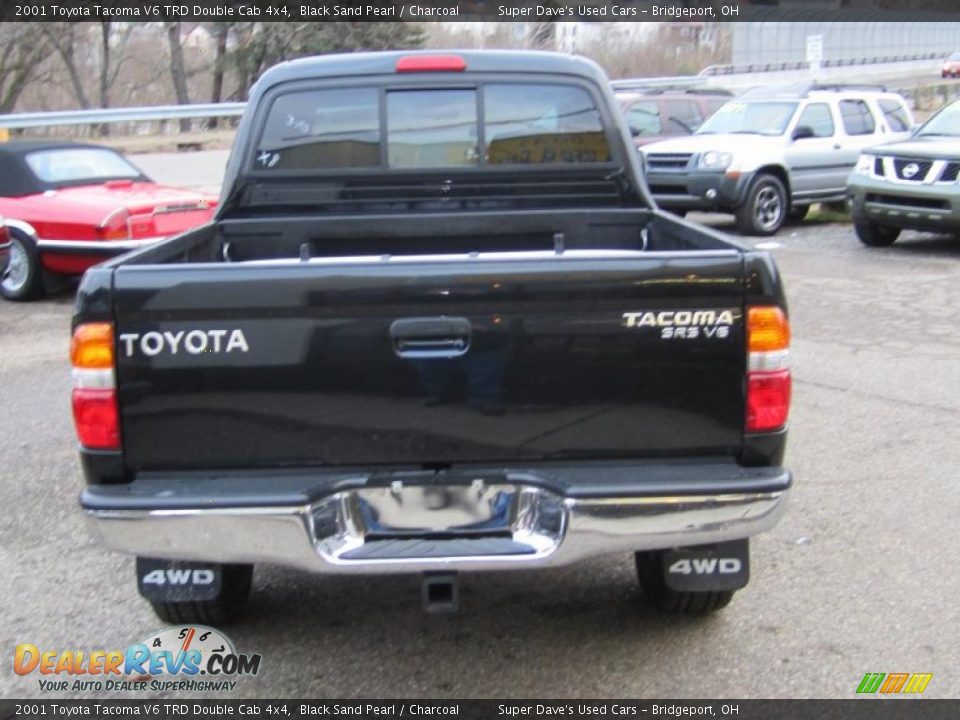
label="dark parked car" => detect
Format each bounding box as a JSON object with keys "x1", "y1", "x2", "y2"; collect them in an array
[
  {"x1": 848, "y1": 98, "x2": 960, "y2": 246},
  {"x1": 613, "y1": 86, "x2": 731, "y2": 147},
  {"x1": 941, "y1": 52, "x2": 960, "y2": 78}
]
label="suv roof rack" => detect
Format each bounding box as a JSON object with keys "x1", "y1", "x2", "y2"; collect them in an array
[
  {"x1": 614, "y1": 86, "x2": 734, "y2": 97},
  {"x1": 611, "y1": 76, "x2": 704, "y2": 89},
  {"x1": 739, "y1": 82, "x2": 889, "y2": 99}
]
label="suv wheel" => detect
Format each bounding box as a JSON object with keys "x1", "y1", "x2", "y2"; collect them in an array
[
  {"x1": 736, "y1": 174, "x2": 787, "y2": 236},
  {"x1": 855, "y1": 220, "x2": 901, "y2": 247},
  {"x1": 635, "y1": 551, "x2": 735, "y2": 614}
]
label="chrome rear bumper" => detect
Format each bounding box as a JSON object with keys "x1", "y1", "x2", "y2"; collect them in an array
[{"x1": 83, "y1": 477, "x2": 789, "y2": 574}]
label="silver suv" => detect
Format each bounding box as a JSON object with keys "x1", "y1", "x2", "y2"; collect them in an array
[{"x1": 641, "y1": 83, "x2": 914, "y2": 235}]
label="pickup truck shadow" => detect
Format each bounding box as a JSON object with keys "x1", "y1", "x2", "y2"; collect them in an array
[{"x1": 234, "y1": 562, "x2": 725, "y2": 696}]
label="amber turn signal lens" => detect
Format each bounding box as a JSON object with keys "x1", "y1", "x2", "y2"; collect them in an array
[
  {"x1": 71, "y1": 323, "x2": 114, "y2": 369},
  {"x1": 747, "y1": 306, "x2": 790, "y2": 352}
]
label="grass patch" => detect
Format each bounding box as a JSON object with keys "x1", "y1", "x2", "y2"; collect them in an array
[{"x1": 806, "y1": 202, "x2": 852, "y2": 224}]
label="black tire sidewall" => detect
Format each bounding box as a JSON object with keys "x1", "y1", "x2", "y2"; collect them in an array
[
  {"x1": 0, "y1": 228, "x2": 42, "y2": 301},
  {"x1": 854, "y1": 219, "x2": 900, "y2": 247},
  {"x1": 738, "y1": 174, "x2": 787, "y2": 236}
]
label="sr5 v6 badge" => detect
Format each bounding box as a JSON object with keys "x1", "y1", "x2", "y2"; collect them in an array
[{"x1": 622, "y1": 309, "x2": 737, "y2": 340}]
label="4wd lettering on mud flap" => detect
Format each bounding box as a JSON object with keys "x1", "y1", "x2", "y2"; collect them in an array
[
  {"x1": 118, "y1": 329, "x2": 249, "y2": 357},
  {"x1": 142, "y1": 569, "x2": 216, "y2": 586},
  {"x1": 669, "y1": 558, "x2": 743, "y2": 575}
]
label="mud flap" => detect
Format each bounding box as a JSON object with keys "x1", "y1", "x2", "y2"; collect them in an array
[
  {"x1": 136, "y1": 557, "x2": 226, "y2": 603},
  {"x1": 662, "y1": 539, "x2": 750, "y2": 592}
]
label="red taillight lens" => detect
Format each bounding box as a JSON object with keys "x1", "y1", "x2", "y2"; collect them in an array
[
  {"x1": 746, "y1": 305, "x2": 791, "y2": 433},
  {"x1": 396, "y1": 55, "x2": 466, "y2": 73},
  {"x1": 71, "y1": 322, "x2": 120, "y2": 450},
  {"x1": 97, "y1": 208, "x2": 130, "y2": 241},
  {"x1": 72, "y1": 388, "x2": 120, "y2": 449},
  {"x1": 746, "y1": 370, "x2": 792, "y2": 432}
]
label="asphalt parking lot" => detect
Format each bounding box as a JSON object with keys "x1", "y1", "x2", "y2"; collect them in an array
[{"x1": 1, "y1": 154, "x2": 958, "y2": 699}]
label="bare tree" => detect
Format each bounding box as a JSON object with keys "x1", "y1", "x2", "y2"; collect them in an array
[
  {"x1": 41, "y1": 21, "x2": 134, "y2": 133},
  {"x1": 42, "y1": 24, "x2": 92, "y2": 109},
  {"x1": 163, "y1": 22, "x2": 192, "y2": 131},
  {"x1": 207, "y1": 22, "x2": 230, "y2": 127},
  {"x1": 223, "y1": 22, "x2": 425, "y2": 100},
  {"x1": 0, "y1": 25, "x2": 52, "y2": 113}
]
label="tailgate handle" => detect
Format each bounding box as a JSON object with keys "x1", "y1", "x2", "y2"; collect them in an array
[{"x1": 390, "y1": 317, "x2": 471, "y2": 359}]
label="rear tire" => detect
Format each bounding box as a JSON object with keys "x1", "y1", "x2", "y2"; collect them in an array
[
  {"x1": 147, "y1": 563, "x2": 254, "y2": 625},
  {"x1": 735, "y1": 174, "x2": 787, "y2": 236},
  {"x1": 0, "y1": 229, "x2": 44, "y2": 301},
  {"x1": 855, "y1": 220, "x2": 901, "y2": 247},
  {"x1": 635, "y1": 551, "x2": 735, "y2": 614}
]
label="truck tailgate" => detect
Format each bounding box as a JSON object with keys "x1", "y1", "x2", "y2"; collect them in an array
[{"x1": 113, "y1": 253, "x2": 746, "y2": 470}]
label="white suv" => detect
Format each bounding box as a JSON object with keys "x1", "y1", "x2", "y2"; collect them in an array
[{"x1": 641, "y1": 83, "x2": 914, "y2": 235}]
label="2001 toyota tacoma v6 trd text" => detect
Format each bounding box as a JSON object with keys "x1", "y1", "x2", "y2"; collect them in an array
[{"x1": 73, "y1": 51, "x2": 792, "y2": 623}]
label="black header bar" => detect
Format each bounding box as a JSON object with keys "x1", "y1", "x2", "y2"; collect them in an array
[{"x1": 1, "y1": 0, "x2": 959, "y2": 23}]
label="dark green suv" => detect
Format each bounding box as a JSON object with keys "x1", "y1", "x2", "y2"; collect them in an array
[{"x1": 848, "y1": 99, "x2": 960, "y2": 246}]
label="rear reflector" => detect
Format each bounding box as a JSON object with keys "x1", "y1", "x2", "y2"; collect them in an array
[
  {"x1": 396, "y1": 55, "x2": 466, "y2": 73},
  {"x1": 746, "y1": 306, "x2": 791, "y2": 433},
  {"x1": 747, "y1": 306, "x2": 790, "y2": 352},
  {"x1": 71, "y1": 322, "x2": 114, "y2": 369},
  {"x1": 71, "y1": 322, "x2": 120, "y2": 450},
  {"x1": 72, "y1": 388, "x2": 120, "y2": 450},
  {"x1": 746, "y1": 370, "x2": 792, "y2": 432}
]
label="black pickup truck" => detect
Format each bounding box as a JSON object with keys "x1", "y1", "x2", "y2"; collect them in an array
[{"x1": 72, "y1": 51, "x2": 792, "y2": 623}]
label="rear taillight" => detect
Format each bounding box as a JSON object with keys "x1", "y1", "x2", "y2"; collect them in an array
[
  {"x1": 396, "y1": 55, "x2": 466, "y2": 73},
  {"x1": 746, "y1": 306, "x2": 791, "y2": 433},
  {"x1": 71, "y1": 322, "x2": 120, "y2": 450},
  {"x1": 97, "y1": 208, "x2": 130, "y2": 241}
]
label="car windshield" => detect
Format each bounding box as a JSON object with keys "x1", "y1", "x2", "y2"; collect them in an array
[
  {"x1": 916, "y1": 101, "x2": 960, "y2": 137},
  {"x1": 25, "y1": 148, "x2": 142, "y2": 185},
  {"x1": 696, "y1": 101, "x2": 798, "y2": 136}
]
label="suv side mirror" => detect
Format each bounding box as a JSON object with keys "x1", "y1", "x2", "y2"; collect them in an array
[{"x1": 792, "y1": 126, "x2": 816, "y2": 141}]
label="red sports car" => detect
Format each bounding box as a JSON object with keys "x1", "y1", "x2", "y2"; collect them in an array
[{"x1": 0, "y1": 142, "x2": 217, "y2": 301}]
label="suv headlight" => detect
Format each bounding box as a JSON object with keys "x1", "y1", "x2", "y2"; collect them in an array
[
  {"x1": 698, "y1": 151, "x2": 733, "y2": 170},
  {"x1": 854, "y1": 154, "x2": 875, "y2": 175}
]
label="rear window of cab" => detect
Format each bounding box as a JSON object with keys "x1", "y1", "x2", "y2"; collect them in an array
[{"x1": 254, "y1": 83, "x2": 613, "y2": 172}]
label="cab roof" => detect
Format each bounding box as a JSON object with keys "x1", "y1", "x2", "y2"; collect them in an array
[{"x1": 250, "y1": 50, "x2": 610, "y2": 99}]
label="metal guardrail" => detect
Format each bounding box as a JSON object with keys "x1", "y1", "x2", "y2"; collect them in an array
[
  {"x1": 700, "y1": 52, "x2": 942, "y2": 77},
  {"x1": 610, "y1": 76, "x2": 706, "y2": 90},
  {"x1": 0, "y1": 102, "x2": 247, "y2": 130}
]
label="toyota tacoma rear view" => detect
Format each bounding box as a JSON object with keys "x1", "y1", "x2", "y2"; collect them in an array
[{"x1": 72, "y1": 50, "x2": 793, "y2": 623}]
